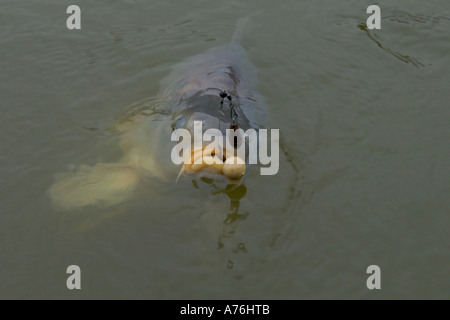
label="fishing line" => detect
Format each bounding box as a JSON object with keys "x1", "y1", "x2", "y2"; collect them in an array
[{"x1": 219, "y1": 90, "x2": 239, "y2": 130}]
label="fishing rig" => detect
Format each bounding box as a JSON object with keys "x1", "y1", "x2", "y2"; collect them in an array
[{"x1": 219, "y1": 90, "x2": 239, "y2": 130}]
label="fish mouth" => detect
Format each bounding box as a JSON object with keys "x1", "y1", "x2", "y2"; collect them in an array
[{"x1": 177, "y1": 147, "x2": 246, "y2": 182}]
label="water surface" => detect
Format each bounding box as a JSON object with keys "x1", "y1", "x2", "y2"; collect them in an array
[{"x1": 1, "y1": 0, "x2": 449, "y2": 299}]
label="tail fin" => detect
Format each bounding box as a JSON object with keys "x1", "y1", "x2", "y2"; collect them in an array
[
  {"x1": 49, "y1": 163, "x2": 139, "y2": 210},
  {"x1": 231, "y1": 16, "x2": 252, "y2": 43}
]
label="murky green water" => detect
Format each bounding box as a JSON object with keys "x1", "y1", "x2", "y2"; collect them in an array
[{"x1": 1, "y1": 0, "x2": 449, "y2": 299}]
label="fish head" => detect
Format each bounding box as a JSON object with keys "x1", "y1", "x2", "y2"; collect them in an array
[{"x1": 171, "y1": 94, "x2": 251, "y2": 183}]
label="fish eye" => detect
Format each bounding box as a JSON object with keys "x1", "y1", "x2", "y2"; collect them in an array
[{"x1": 172, "y1": 116, "x2": 186, "y2": 131}]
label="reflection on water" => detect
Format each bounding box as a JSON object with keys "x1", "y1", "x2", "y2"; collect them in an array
[{"x1": 195, "y1": 177, "x2": 249, "y2": 251}]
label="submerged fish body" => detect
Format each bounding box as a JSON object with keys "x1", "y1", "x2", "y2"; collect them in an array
[
  {"x1": 49, "y1": 18, "x2": 266, "y2": 210},
  {"x1": 161, "y1": 42, "x2": 263, "y2": 125},
  {"x1": 124, "y1": 39, "x2": 266, "y2": 179}
]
